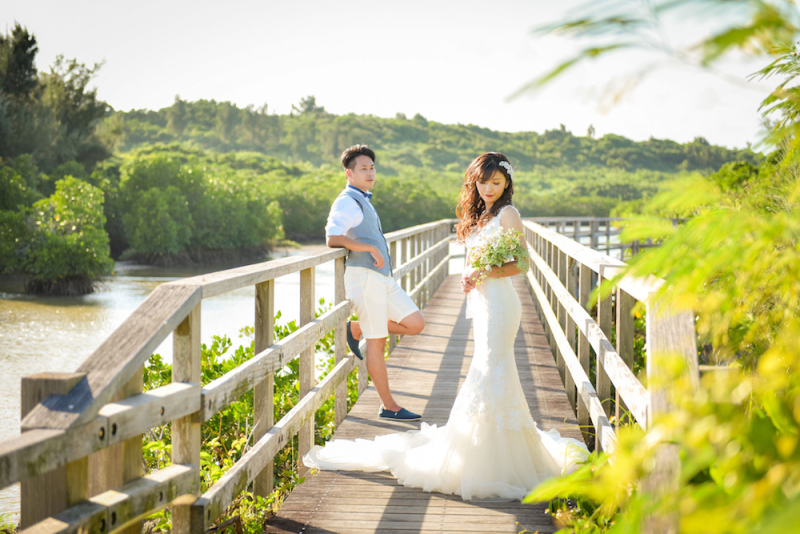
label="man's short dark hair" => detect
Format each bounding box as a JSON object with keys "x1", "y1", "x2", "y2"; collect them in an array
[{"x1": 341, "y1": 145, "x2": 376, "y2": 170}]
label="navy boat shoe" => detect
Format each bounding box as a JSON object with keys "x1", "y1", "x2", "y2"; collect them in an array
[
  {"x1": 379, "y1": 407, "x2": 421, "y2": 421},
  {"x1": 346, "y1": 321, "x2": 364, "y2": 360}
]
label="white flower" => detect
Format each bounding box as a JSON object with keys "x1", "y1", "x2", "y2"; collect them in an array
[{"x1": 498, "y1": 160, "x2": 513, "y2": 179}]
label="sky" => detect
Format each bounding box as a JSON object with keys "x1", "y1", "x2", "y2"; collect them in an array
[{"x1": 1, "y1": 0, "x2": 773, "y2": 149}]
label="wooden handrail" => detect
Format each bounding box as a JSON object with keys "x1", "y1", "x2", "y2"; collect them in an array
[
  {"x1": 21, "y1": 285, "x2": 202, "y2": 432},
  {"x1": 525, "y1": 221, "x2": 661, "y2": 303},
  {"x1": 522, "y1": 219, "x2": 698, "y2": 534},
  {"x1": 2, "y1": 219, "x2": 454, "y2": 534},
  {"x1": 528, "y1": 248, "x2": 649, "y2": 428},
  {"x1": 527, "y1": 217, "x2": 677, "y2": 258}
]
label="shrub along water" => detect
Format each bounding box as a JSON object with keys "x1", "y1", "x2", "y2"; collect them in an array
[{"x1": 1, "y1": 173, "x2": 114, "y2": 295}]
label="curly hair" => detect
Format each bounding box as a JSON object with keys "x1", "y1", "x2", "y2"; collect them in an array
[{"x1": 454, "y1": 152, "x2": 514, "y2": 241}]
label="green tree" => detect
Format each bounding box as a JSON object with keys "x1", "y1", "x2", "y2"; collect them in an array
[
  {"x1": 215, "y1": 101, "x2": 237, "y2": 143},
  {"x1": 40, "y1": 55, "x2": 110, "y2": 168},
  {"x1": 167, "y1": 94, "x2": 188, "y2": 135},
  {"x1": 292, "y1": 95, "x2": 326, "y2": 115},
  {"x1": 0, "y1": 23, "x2": 39, "y2": 100}
]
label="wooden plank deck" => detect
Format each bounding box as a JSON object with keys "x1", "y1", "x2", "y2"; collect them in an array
[{"x1": 266, "y1": 275, "x2": 584, "y2": 534}]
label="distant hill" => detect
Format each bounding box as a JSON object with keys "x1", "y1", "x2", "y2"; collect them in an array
[{"x1": 104, "y1": 96, "x2": 758, "y2": 175}]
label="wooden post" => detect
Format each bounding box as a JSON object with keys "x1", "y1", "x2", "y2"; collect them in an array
[
  {"x1": 415, "y1": 233, "x2": 423, "y2": 307},
  {"x1": 172, "y1": 304, "x2": 203, "y2": 534},
  {"x1": 540, "y1": 237, "x2": 550, "y2": 343},
  {"x1": 334, "y1": 257, "x2": 348, "y2": 426},
  {"x1": 400, "y1": 238, "x2": 408, "y2": 292},
  {"x1": 565, "y1": 257, "x2": 577, "y2": 411},
  {"x1": 642, "y1": 303, "x2": 699, "y2": 533},
  {"x1": 442, "y1": 223, "x2": 450, "y2": 279},
  {"x1": 556, "y1": 249, "x2": 567, "y2": 384},
  {"x1": 590, "y1": 220, "x2": 599, "y2": 250},
  {"x1": 605, "y1": 220, "x2": 611, "y2": 254},
  {"x1": 408, "y1": 236, "x2": 416, "y2": 297},
  {"x1": 546, "y1": 241, "x2": 554, "y2": 313},
  {"x1": 409, "y1": 234, "x2": 417, "y2": 297},
  {"x1": 254, "y1": 279, "x2": 275, "y2": 499},
  {"x1": 298, "y1": 267, "x2": 315, "y2": 476},
  {"x1": 420, "y1": 231, "x2": 428, "y2": 307},
  {"x1": 615, "y1": 288, "x2": 635, "y2": 427},
  {"x1": 577, "y1": 263, "x2": 592, "y2": 445},
  {"x1": 88, "y1": 370, "x2": 144, "y2": 534},
  {"x1": 597, "y1": 280, "x2": 613, "y2": 429},
  {"x1": 389, "y1": 240, "x2": 398, "y2": 353},
  {"x1": 573, "y1": 220, "x2": 579, "y2": 241},
  {"x1": 20, "y1": 373, "x2": 88, "y2": 529}
]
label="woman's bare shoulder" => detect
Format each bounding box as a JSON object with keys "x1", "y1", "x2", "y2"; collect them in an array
[{"x1": 499, "y1": 205, "x2": 522, "y2": 226}]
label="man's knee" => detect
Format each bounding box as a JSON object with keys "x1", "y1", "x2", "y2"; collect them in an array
[{"x1": 404, "y1": 312, "x2": 425, "y2": 335}]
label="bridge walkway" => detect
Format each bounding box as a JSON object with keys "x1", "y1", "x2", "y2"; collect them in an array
[{"x1": 266, "y1": 274, "x2": 584, "y2": 534}]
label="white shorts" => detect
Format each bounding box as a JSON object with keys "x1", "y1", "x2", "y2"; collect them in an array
[{"x1": 344, "y1": 267, "x2": 419, "y2": 339}]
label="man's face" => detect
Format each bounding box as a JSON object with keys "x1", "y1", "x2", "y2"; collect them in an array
[{"x1": 346, "y1": 155, "x2": 376, "y2": 191}]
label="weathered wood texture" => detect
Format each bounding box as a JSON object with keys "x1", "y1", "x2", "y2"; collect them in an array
[
  {"x1": 21, "y1": 285, "x2": 202, "y2": 431},
  {"x1": 266, "y1": 275, "x2": 583, "y2": 534},
  {"x1": 20, "y1": 373, "x2": 88, "y2": 529}
]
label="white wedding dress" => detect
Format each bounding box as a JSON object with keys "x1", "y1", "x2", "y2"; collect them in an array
[{"x1": 304, "y1": 206, "x2": 588, "y2": 501}]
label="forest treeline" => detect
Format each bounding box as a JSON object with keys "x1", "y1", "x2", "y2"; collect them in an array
[{"x1": 0, "y1": 22, "x2": 760, "y2": 294}]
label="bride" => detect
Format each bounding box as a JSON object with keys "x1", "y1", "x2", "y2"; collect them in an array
[{"x1": 304, "y1": 152, "x2": 588, "y2": 501}]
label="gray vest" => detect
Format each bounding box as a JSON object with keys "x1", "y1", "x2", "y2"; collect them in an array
[{"x1": 337, "y1": 188, "x2": 393, "y2": 277}]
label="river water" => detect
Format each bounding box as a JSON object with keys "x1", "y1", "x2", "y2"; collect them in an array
[{"x1": 0, "y1": 243, "x2": 466, "y2": 522}]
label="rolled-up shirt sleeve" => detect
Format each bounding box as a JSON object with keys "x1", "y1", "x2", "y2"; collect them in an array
[{"x1": 325, "y1": 195, "x2": 363, "y2": 237}]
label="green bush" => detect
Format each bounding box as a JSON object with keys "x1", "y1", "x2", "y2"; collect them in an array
[
  {"x1": 17, "y1": 176, "x2": 113, "y2": 294},
  {"x1": 0, "y1": 156, "x2": 42, "y2": 211},
  {"x1": 124, "y1": 186, "x2": 192, "y2": 255}
]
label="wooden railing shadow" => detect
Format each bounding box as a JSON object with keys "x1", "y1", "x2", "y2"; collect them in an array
[{"x1": 0, "y1": 220, "x2": 454, "y2": 534}]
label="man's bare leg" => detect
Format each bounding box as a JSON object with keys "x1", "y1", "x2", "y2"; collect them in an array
[
  {"x1": 365, "y1": 337, "x2": 401, "y2": 412},
  {"x1": 349, "y1": 311, "x2": 425, "y2": 341},
  {"x1": 350, "y1": 313, "x2": 426, "y2": 412}
]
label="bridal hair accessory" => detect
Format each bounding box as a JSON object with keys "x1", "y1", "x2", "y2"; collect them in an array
[{"x1": 498, "y1": 161, "x2": 513, "y2": 179}]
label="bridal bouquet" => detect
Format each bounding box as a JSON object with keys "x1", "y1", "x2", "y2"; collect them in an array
[{"x1": 468, "y1": 228, "x2": 530, "y2": 285}]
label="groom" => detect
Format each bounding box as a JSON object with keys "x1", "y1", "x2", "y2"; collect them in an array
[{"x1": 325, "y1": 144, "x2": 425, "y2": 421}]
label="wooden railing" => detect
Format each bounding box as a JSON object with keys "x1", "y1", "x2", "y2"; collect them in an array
[
  {"x1": 530, "y1": 217, "x2": 682, "y2": 258},
  {"x1": 521, "y1": 220, "x2": 699, "y2": 452},
  {"x1": 0, "y1": 219, "x2": 453, "y2": 534}
]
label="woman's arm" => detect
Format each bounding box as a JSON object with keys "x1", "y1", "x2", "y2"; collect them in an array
[
  {"x1": 499, "y1": 206, "x2": 528, "y2": 249},
  {"x1": 463, "y1": 206, "x2": 528, "y2": 286}
]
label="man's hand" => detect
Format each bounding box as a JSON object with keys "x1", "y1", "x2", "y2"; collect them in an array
[
  {"x1": 327, "y1": 236, "x2": 386, "y2": 269},
  {"x1": 370, "y1": 246, "x2": 385, "y2": 269}
]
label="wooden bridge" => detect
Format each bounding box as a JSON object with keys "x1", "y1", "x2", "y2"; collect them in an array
[{"x1": 0, "y1": 218, "x2": 698, "y2": 534}]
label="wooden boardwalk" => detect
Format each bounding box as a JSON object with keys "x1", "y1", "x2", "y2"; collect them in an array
[{"x1": 266, "y1": 275, "x2": 584, "y2": 534}]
